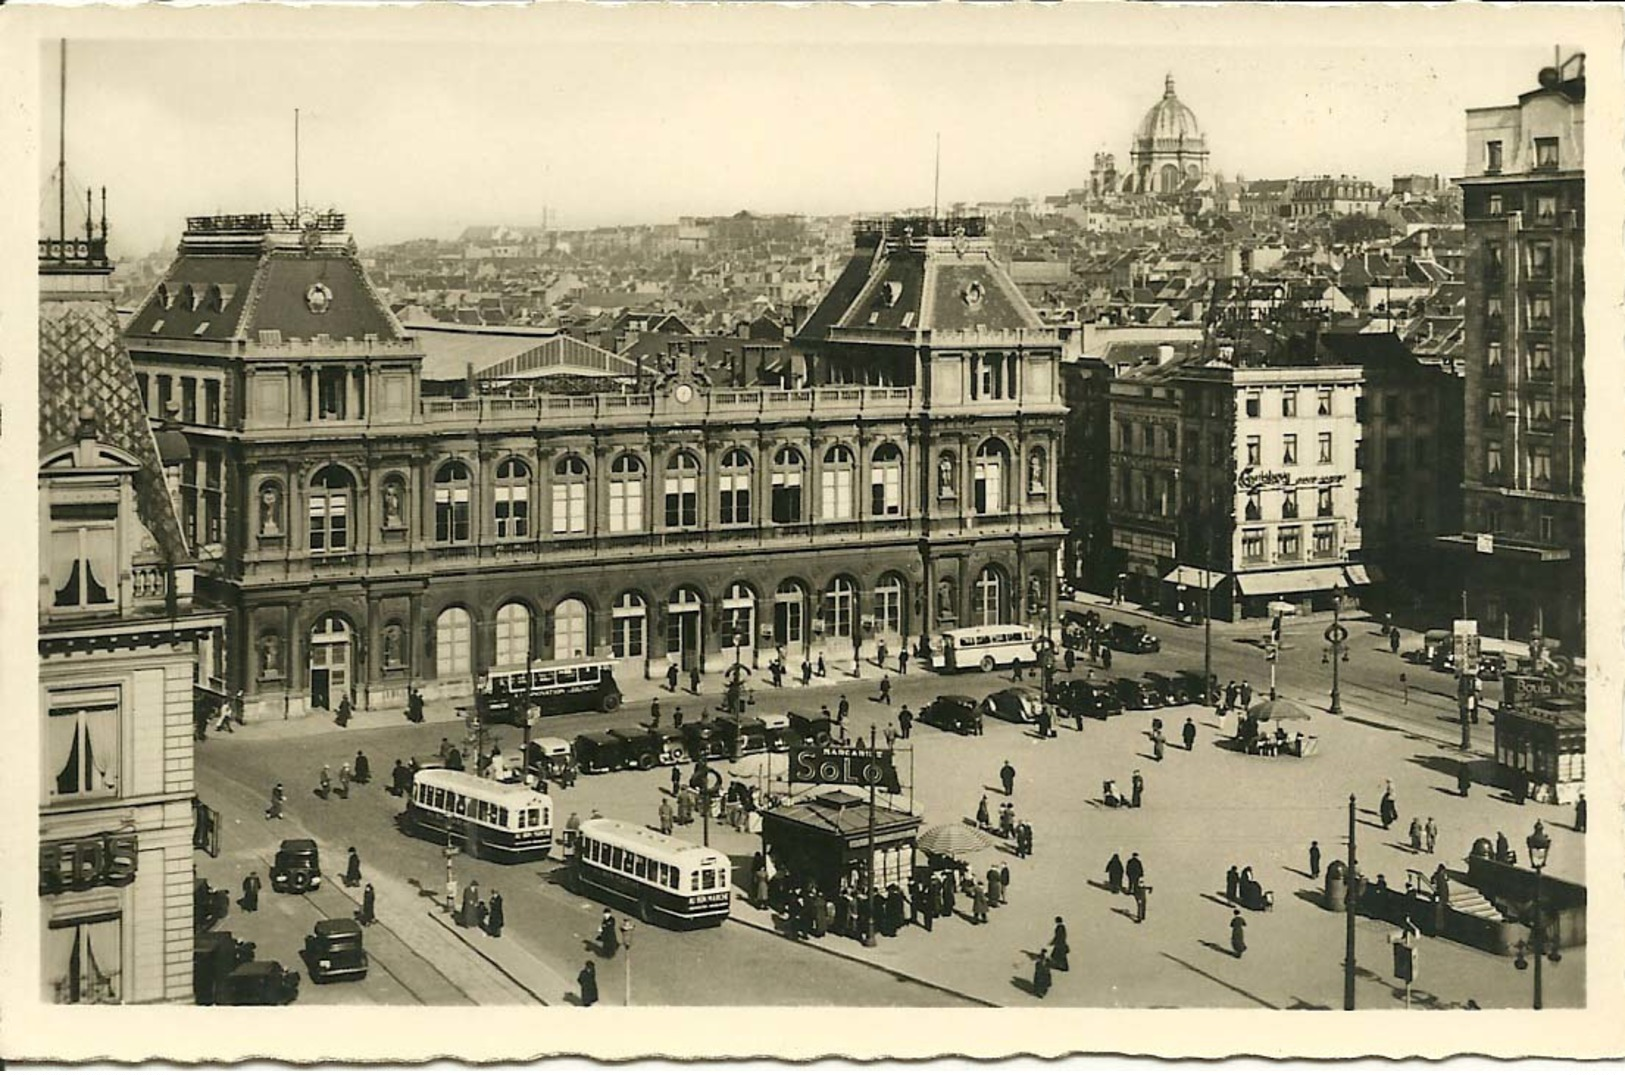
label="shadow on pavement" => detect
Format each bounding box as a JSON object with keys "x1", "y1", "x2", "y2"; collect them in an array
[
  {"x1": 1160, "y1": 952, "x2": 1278, "y2": 1009},
  {"x1": 1292, "y1": 888, "x2": 1328, "y2": 911}
]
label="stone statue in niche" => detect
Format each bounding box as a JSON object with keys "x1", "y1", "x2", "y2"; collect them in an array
[
  {"x1": 382, "y1": 623, "x2": 403, "y2": 668},
  {"x1": 259, "y1": 483, "x2": 283, "y2": 536},
  {"x1": 382, "y1": 480, "x2": 404, "y2": 528},
  {"x1": 259, "y1": 634, "x2": 281, "y2": 678},
  {"x1": 937, "y1": 579, "x2": 955, "y2": 620},
  {"x1": 1029, "y1": 451, "x2": 1045, "y2": 493},
  {"x1": 1028, "y1": 577, "x2": 1043, "y2": 614},
  {"x1": 938, "y1": 454, "x2": 956, "y2": 498}
]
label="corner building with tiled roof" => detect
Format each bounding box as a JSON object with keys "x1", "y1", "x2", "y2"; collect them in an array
[{"x1": 123, "y1": 213, "x2": 1065, "y2": 718}]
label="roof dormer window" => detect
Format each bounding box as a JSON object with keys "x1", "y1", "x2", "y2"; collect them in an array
[
  {"x1": 187, "y1": 285, "x2": 205, "y2": 312},
  {"x1": 156, "y1": 283, "x2": 172, "y2": 309},
  {"x1": 883, "y1": 281, "x2": 903, "y2": 307}
]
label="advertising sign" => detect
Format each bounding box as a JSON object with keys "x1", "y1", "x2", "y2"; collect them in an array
[
  {"x1": 789, "y1": 746, "x2": 901, "y2": 793},
  {"x1": 1452, "y1": 619, "x2": 1481, "y2": 671},
  {"x1": 40, "y1": 832, "x2": 139, "y2": 895}
]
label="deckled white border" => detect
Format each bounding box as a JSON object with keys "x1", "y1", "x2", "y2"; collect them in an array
[{"x1": 0, "y1": 1, "x2": 1620, "y2": 1063}]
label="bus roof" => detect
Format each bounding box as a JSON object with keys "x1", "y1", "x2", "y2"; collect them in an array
[
  {"x1": 940, "y1": 624, "x2": 1034, "y2": 639},
  {"x1": 413, "y1": 768, "x2": 553, "y2": 808},
  {"x1": 486, "y1": 658, "x2": 615, "y2": 676},
  {"x1": 578, "y1": 818, "x2": 729, "y2": 866}
]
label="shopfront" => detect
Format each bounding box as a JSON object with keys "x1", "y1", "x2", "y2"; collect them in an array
[
  {"x1": 1494, "y1": 698, "x2": 1586, "y2": 805},
  {"x1": 760, "y1": 790, "x2": 922, "y2": 897}
]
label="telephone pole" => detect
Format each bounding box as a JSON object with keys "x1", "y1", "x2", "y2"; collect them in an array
[{"x1": 1344, "y1": 793, "x2": 1358, "y2": 1010}]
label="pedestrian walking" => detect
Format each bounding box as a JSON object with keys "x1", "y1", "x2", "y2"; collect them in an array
[
  {"x1": 265, "y1": 782, "x2": 286, "y2": 820},
  {"x1": 1011, "y1": 656, "x2": 1025, "y2": 682},
  {"x1": 666, "y1": 662, "x2": 679, "y2": 693},
  {"x1": 318, "y1": 765, "x2": 333, "y2": 800},
  {"x1": 1017, "y1": 822, "x2": 1033, "y2": 859},
  {"x1": 1457, "y1": 760, "x2": 1472, "y2": 798},
  {"x1": 801, "y1": 659, "x2": 813, "y2": 686},
  {"x1": 598, "y1": 909, "x2": 620, "y2": 957},
  {"x1": 214, "y1": 698, "x2": 236, "y2": 735},
  {"x1": 976, "y1": 794, "x2": 991, "y2": 830},
  {"x1": 659, "y1": 798, "x2": 674, "y2": 835},
  {"x1": 359, "y1": 883, "x2": 376, "y2": 926},
  {"x1": 1126, "y1": 852, "x2": 1144, "y2": 893},
  {"x1": 883, "y1": 724, "x2": 897, "y2": 750},
  {"x1": 689, "y1": 666, "x2": 701, "y2": 695},
  {"x1": 999, "y1": 802, "x2": 1015, "y2": 839},
  {"x1": 578, "y1": 961, "x2": 599, "y2": 1007},
  {"x1": 1064, "y1": 647, "x2": 1077, "y2": 674},
  {"x1": 1380, "y1": 783, "x2": 1398, "y2": 829},
  {"x1": 670, "y1": 765, "x2": 682, "y2": 799},
  {"x1": 899, "y1": 706, "x2": 913, "y2": 739},
  {"x1": 817, "y1": 654, "x2": 827, "y2": 678},
  {"x1": 1224, "y1": 681, "x2": 1238, "y2": 712},
  {"x1": 487, "y1": 891, "x2": 505, "y2": 938},
  {"x1": 1152, "y1": 730, "x2": 1165, "y2": 762},
  {"x1": 1230, "y1": 912, "x2": 1248, "y2": 958},
  {"x1": 1409, "y1": 817, "x2": 1423, "y2": 852},
  {"x1": 986, "y1": 866, "x2": 1004, "y2": 907},
  {"x1": 1000, "y1": 861, "x2": 1012, "y2": 892},
  {"x1": 899, "y1": 648, "x2": 910, "y2": 675},
  {"x1": 879, "y1": 675, "x2": 893, "y2": 706},
  {"x1": 1032, "y1": 949, "x2": 1052, "y2": 998},
  {"x1": 1576, "y1": 792, "x2": 1588, "y2": 833},
  {"x1": 1390, "y1": 626, "x2": 1401, "y2": 654},
  {"x1": 1309, "y1": 840, "x2": 1322, "y2": 879},
  {"x1": 1425, "y1": 817, "x2": 1438, "y2": 854},
  {"x1": 343, "y1": 846, "x2": 362, "y2": 887},
  {"x1": 1133, "y1": 882, "x2": 1149, "y2": 923},
  {"x1": 241, "y1": 871, "x2": 262, "y2": 913},
  {"x1": 353, "y1": 750, "x2": 371, "y2": 784},
  {"x1": 1131, "y1": 770, "x2": 1144, "y2": 809},
  {"x1": 876, "y1": 640, "x2": 888, "y2": 670},
  {"x1": 338, "y1": 762, "x2": 352, "y2": 799},
  {"x1": 1106, "y1": 852, "x2": 1124, "y2": 893},
  {"x1": 1239, "y1": 681, "x2": 1253, "y2": 708},
  {"x1": 971, "y1": 881, "x2": 989, "y2": 924},
  {"x1": 1182, "y1": 716, "x2": 1196, "y2": 752},
  {"x1": 837, "y1": 694, "x2": 851, "y2": 725},
  {"x1": 1225, "y1": 864, "x2": 1240, "y2": 903},
  {"x1": 1100, "y1": 646, "x2": 1113, "y2": 671},
  {"x1": 1000, "y1": 759, "x2": 1016, "y2": 797},
  {"x1": 1050, "y1": 917, "x2": 1070, "y2": 971}
]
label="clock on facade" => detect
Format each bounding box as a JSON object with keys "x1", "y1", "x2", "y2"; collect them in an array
[{"x1": 673, "y1": 383, "x2": 695, "y2": 404}]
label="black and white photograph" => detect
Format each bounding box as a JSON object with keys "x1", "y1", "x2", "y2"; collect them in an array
[{"x1": 4, "y1": 0, "x2": 1623, "y2": 1063}]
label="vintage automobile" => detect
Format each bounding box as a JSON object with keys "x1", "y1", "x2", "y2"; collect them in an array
[
  {"x1": 217, "y1": 961, "x2": 301, "y2": 1006},
  {"x1": 715, "y1": 714, "x2": 768, "y2": 757},
  {"x1": 1173, "y1": 669, "x2": 1220, "y2": 705},
  {"x1": 194, "y1": 879, "x2": 231, "y2": 930},
  {"x1": 1110, "y1": 676, "x2": 1166, "y2": 711},
  {"x1": 680, "y1": 720, "x2": 731, "y2": 761},
  {"x1": 1142, "y1": 672, "x2": 1194, "y2": 706},
  {"x1": 523, "y1": 737, "x2": 575, "y2": 783},
  {"x1": 194, "y1": 931, "x2": 258, "y2": 1005},
  {"x1": 920, "y1": 694, "x2": 981, "y2": 735},
  {"x1": 981, "y1": 686, "x2": 1045, "y2": 724},
  {"x1": 1104, "y1": 622, "x2": 1161, "y2": 654},
  {"x1": 270, "y1": 838, "x2": 322, "y2": 895},
  {"x1": 573, "y1": 731, "x2": 630, "y2": 774},
  {"x1": 1049, "y1": 679, "x2": 1123, "y2": 720},
  {"x1": 302, "y1": 917, "x2": 369, "y2": 985},
  {"x1": 788, "y1": 710, "x2": 835, "y2": 748},
  {"x1": 759, "y1": 713, "x2": 793, "y2": 752}
]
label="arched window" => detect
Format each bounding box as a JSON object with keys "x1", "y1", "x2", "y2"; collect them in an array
[
  {"x1": 1027, "y1": 446, "x2": 1047, "y2": 497},
  {"x1": 665, "y1": 452, "x2": 700, "y2": 529},
  {"x1": 719, "y1": 448, "x2": 752, "y2": 526},
  {"x1": 722, "y1": 582, "x2": 756, "y2": 651},
  {"x1": 826, "y1": 576, "x2": 857, "y2": 640},
  {"x1": 494, "y1": 602, "x2": 530, "y2": 667},
  {"x1": 552, "y1": 456, "x2": 588, "y2": 535},
  {"x1": 309, "y1": 465, "x2": 352, "y2": 552},
  {"x1": 435, "y1": 606, "x2": 472, "y2": 676},
  {"x1": 608, "y1": 454, "x2": 645, "y2": 534},
  {"x1": 611, "y1": 592, "x2": 647, "y2": 659},
  {"x1": 554, "y1": 598, "x2": 589, "y2": 659},
  {"x1": 434, "y1": 461, "x2": 471, "y2": 543},
  {"x1": 870, "y1": 443, "x2": 904, "y2": 517},
  {"x1": 771, "y1": 446, "x2": 804, "y2": 524},
  {"x1": 494, "y1": 459, "x2": 530, "y2": 539},
  {"x1": 774, "y1": 580, "x2": 807, "y2": 648},
  {"x1": 875, "y1": 573, "x2": 906, "y2": 639},
  {"x1": 974, "y1": 566, "x2": 1005, "y2": 626},
  {"x1": 820, "y1": 445, "x2": 854, "y2": 522},
  {"x1": 974, "y1": 439, "x2": 1009, "y2": 515}
]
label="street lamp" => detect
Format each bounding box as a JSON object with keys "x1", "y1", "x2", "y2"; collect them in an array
[
  {"x1": 1517, "y1": 820, "x2": 1559, "y2": 1010},
  {"x1": 619, "y1": 918, "x2": 636, "y2": 1007},
  {"x1": 1323, "y1": 583, "x2": 1348, "y2": 715}
]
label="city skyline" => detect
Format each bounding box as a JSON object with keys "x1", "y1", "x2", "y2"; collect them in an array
[{"x1": 40, "y1": 34, "x2": 1559, "y2": 256}]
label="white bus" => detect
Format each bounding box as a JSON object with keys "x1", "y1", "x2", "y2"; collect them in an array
[
  {"x1": 938, "y1": 623, "x2": 1041, "y2": 673},
  {"x1": 573, "y1": 818, "x2": 731, "y2": 928},
  {"x1": 404, "y1": 769, "x2": 554, "y2": 862}
]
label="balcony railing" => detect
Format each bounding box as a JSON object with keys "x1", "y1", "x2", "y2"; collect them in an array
[{"x1": 419, "y1": 385, "x2": 917, "y2": 426}]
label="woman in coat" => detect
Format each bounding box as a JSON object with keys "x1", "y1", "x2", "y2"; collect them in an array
[
  {"x1": 1049, "y1": 917, "x2": 1070, "y2": 972},
  {"x1": 578, "y1": 960, "x2": 599, "y2": 1007},
  {"x1": 1032, "y1": 948, "x2": 1053, "y2": 998},
  {"x1": 1230, "y1": 912, "x2": 1248, "y2": 958},
  {"x1": 488, "y1": 891, "x2": 505, "y2": 938},
  {"x1": 598, "y1": 910, "x2": 619, "y2": 957},
  {"x1": 359, "y1": 883, "x2": 376, "y2": 926},
  {"x1": 1106, "y1": 853, "x2": 1125, "y2": 893}
]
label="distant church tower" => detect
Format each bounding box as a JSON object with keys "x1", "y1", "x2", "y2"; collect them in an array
[{"x1": 1129, "y1": 74, "x2": 1210, "y2": 195}]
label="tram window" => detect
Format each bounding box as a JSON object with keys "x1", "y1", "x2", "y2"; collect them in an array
[
  {"x1": 542, "y1": 807, "x2": 551, "y2": 827},
  {"x1": 433, "y1": 788, "x2": 446, "y2": 810},
  {"x1": 581, "y1": 666, "x2": 600, "y2": 683},
  {"x1": 535, "y1": 671, "x2": 556, "y2": 687},
  {"x1": 701, "y1": 868, "x2": 716, "y2": 890},
  {"x1": 611, "y1": 847, "x2": 624, "y2": 871},
  {"x1": 557, "y1": 669, "x2": 578, "y2": 685},
  {"x1": 498, "y1": 806, "x2": 510, "y2": 827},
  {"x1": 690, "y1": 871, "x2": 700, "y2": 891}
]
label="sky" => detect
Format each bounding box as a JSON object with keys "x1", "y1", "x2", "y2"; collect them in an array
[{"x1": 37, "y1": 31, "x2": 1566, "y2": 257}]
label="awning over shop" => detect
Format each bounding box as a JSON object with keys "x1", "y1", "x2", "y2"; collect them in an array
[
  {"x1": 1163, "y1": 565, "x2": 1226, "y2": 589},
  {"x1": 1343, "y1": 564, "x2": 1374, "y2": 586},
  {"x1": 1234, "y1": 566, "x2": 1347, "y2": 596}
]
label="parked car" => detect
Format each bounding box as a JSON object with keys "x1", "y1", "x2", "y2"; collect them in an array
[
  {"x1": 1049, "y1": 679, "x2": 1123, "y2": 720},
  {"x1": 1476, "y1": 653, "x2": 1507, "y2": 681},
  {"x1": 573, "y1": 731, "x2": 629, "y2": 774},
  {"x1": 194, "y1": 931, "x2": 258, "y2": 1005},
  {"x1": 1142, "y1": 672, "x2": 1193, "y2": 706},
  {"x1": 216, "y1": 961, "x2": 301, "y2": 1006},
  {"x1": 715, "y1": 714, "x2": 768, "y2": 756},
  {"x1": 1062, "y1": 608, "x2": 1100, "y2": 632},
  {"x1": 1110, "y1": 677, "x2": 1165, "y2": 710},
  {"x1": 302, "y1": 917, "x2": 369, "y2": 985},
  {"x1": 920, "y1": 695, "x2": 981, "y2": 735},
  {"x1": 270, "y1": 838, "x2": 321, "y2": 895},
  {"x1": 523, "y1": 737, "x2": 574, "y2": 783},
  {"x1": 607, "y1": 727, "x2": 683, "y2": 770},
  {"x1": 788, "y1": 710, "x2": 835, "y2": 747},
  {"x1": 681, "y1": 720, "x2": 730, "y2": 761},
  {"x1": 981, "y1": 686, "x2": 1044, "y2": 724},
  {"x1": 759, "y1": 713, "x2": 793, "y2": 752},
  {"x1": 1105, "y1": 622, "x2": 1161, "y2": 654},
  {"x1": 1173, "y1": 669, "x2": 1220, "y2": 705}
]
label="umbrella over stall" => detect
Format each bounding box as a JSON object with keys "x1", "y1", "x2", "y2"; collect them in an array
[{"x1": 917, "y1": 822, "x2": 995, "y2": 859}]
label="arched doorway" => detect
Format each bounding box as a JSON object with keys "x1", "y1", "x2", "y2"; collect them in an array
[
  {"x1": 494, "y1": 602, "x2": 531, "y2": 667},
  {"x1": 974, "y1": 565, "x2": 1007, "y2": 626},
  {"x1": 666, "y1": 587, "x2": 704, "y2": 671},
  {"x1": 774, "y1": 580, "x2": 808, "y2": 652},
  {"x1": 436, "y1": 607, "x2": 473, "y2": 680},
  {"x1": 875, "y1": 573, "x2": 907, "y2": 651},
  {"x1": 554, "y1": 598, "x2": 590, "y2": 660},
  {"x1": 722, "y1": 582, "x2": 757, "y2": 667},
  {"x1": 308, "y1": 614, "x2": 353, "y2": 710}
]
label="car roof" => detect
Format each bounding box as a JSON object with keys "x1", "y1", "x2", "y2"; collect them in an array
[
  {"x1": 278, "y1": 838, "x2": 318, "y2": 852},
  {"x1": 939, "y1": 694, "x2": 978, "y2": 705},
  {"x1": 314, "y1": 918, "x2": 361, "y2": 935}
]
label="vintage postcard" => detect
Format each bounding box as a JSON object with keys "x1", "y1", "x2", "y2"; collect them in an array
[{"x1": 0, "y1": 0, "x2": 1621, "y2": 1063}]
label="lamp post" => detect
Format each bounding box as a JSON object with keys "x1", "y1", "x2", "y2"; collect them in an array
[
  {"x1": 1519, "y1": 820, "x2": 1556, "y2": 1010},
  {"x1": 619, "y1": 918, "x2": 636, "y2": 1007},
  {"x1": 1324, "y1": 584, "x2": 1347, "y2": 715}
]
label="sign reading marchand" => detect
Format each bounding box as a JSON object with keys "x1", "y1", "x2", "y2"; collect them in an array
[{"x1": 790, "y1": 746, "x2": 902, "y2": 793}]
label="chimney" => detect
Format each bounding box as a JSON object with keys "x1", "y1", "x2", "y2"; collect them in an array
[{"x1": 1157, "y1": 343, "x2": 1176, "y2": 365}]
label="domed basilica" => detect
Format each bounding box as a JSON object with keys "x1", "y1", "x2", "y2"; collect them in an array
[{"x1": 1089, "y1": 74, "x2": 1213, "y2": 198}]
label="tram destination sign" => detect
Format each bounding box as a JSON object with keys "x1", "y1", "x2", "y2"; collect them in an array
[{"x1": 790, "y1": 746, "x2": 902, "y2": 793}]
